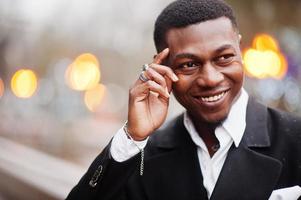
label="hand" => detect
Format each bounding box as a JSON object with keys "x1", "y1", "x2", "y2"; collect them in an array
[{"x1": 127, "y1": 48, "x2": 178, "y2": 141}]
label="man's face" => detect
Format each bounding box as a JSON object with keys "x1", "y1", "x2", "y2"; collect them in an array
[{"x1": 166, "y1": 17, "x2": 244, "y2": 123}]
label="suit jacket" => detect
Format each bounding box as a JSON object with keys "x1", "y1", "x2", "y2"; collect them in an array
[{"x1": 66, "y1": 98, "x2": 301, "y2": 200}]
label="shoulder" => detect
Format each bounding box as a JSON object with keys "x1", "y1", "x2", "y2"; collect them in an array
[
  {"x1": 265, "y1": 106, "x2": 301, "y2": 153},
  {"x1": 267, "y1": 106, "x2": 301, "y2": 136},
  {"x1": 244, "y1": 98, "x2": 301, "y2": 152},
  {"x1": 247, "y1": 98, "x2": 301, "y2": 139}
]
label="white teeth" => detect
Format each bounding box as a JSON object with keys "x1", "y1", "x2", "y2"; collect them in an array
[{"x1": 201, "y1": 91, "x2": 226, "y2": 102}]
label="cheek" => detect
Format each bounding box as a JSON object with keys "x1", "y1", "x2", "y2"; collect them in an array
[
  {"x1": 172, "y1": 76, "x2": 197, "y2": 109},
  {"x1": 224, "y1": 64, "x2": 244, "y2": 84},
  {"x1": 172, "y1": 75, "x2": 192, "y2": 93},
  {"x1": 233, "y1": 66, "x2": 244, "y2": 84},
  {"x1": 172, "y1": 83, "x2": 183, "y2": 96}
]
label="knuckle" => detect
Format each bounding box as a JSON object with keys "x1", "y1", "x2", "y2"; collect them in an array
[
  {"x1": 146, "y1": 68, "x2": 153, "y2": 76},
  {"x1": 146, "y1": 80, "x2": 153, "y2": 87},
  {"x1": 159, "y1": 77, "x2": 166, "y2": 85},
  {"x1": 156, "y1": 87, "x2": 163, "y2": 93},
  {"x1": 166, "y1": 68, "x2": 173, "y2": 75},
  {"x1": 149, "y1": 63, "x2": 158, "y2": 70},
  {"x1": 148, "y1": 63, "x2": 154, "y2": 69}
]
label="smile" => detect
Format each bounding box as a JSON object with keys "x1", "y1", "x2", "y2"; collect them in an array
[{"x1": 200, "y1": 91, "x2": 228, "y2": 103}]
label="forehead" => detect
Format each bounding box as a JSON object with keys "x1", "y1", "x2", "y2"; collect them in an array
[{"x1": 165, "y1": 17, "x2": 239, "y2": 57}]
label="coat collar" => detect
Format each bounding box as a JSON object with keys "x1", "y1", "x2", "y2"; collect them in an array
[
  {"x1": 146, "y1": 98, "x2": 282, "y2": 200},
  {"x1": 211, "y1": 98, "x2": 282, "y2": 199},
  {"x1": 242, "y1": 97, "x2": 271, "y2": 147}
]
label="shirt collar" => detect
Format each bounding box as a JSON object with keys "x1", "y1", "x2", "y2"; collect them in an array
[{"x1": 184, "y1": 88, "x2": 249, "y2": 148}]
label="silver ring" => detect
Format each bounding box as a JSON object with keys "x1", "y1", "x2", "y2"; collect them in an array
[
  {"x1": 139, "y1": 72, "x2": 149, "y2": 82},
  {"x1": 142, "y1": 64, "x2": 149, "y2": 71}
]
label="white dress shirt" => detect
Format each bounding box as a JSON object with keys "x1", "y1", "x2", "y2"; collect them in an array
[
  {"x1": 183, "y1": 88, "x2": 248, "y2": 197},
  {"x1": 110, "y1": 88, "x2": 301, "y2": 199}
]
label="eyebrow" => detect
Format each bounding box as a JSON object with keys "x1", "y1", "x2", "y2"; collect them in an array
[
  {"x1": 173, "y1": 44, "x2": 235, "y2": 60},
  {"x1": 214, "y1": 44, "x2": 235, "y2": 54},
  {"x1": 174, "y1": 53, "x2": 199, "y2": 60}
]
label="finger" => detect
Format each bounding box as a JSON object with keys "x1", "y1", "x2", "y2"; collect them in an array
[
  {"x1": 142, "y1": 80, "x2": 169, "y2": 99},
  {"x1": 166, "y1": 76, "x2": 173, "y2": 93},
  {"x1": 131, "y1": 80, "x2": 170, "y2": 99},
  {"x1": 135, "y1": 71, "x2": 150, "y2": 85},
  {"x1": 145, "y1": 68, "x2": 172, "y2": 94},
  {"x1": 149, "y1": 63, "x2": 178, "y2": 82},
  {"x1": 147, "y1": 81, "x2": 169, "y2": 99},
  {"x1": 154, "y1": 48, "x2": 169, "y2": 65},
  {"x1": 144, "y1": 67, "x2": 167, "y2": 88}
]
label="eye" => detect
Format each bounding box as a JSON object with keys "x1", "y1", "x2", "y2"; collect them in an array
[
  {"x1": 174, "y1": 61, "x2": 199, "y2": 75},
  {"x1": 215, "y1": 54, "x2": 235, "y2": 64},
  {"x1": 179, "y1": 62, "x2": 198, "y2": 69}
]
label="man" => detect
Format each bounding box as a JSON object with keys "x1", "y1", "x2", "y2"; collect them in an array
[{"x1": 67, "y1": 0, "x2": 301, "y2": 199}]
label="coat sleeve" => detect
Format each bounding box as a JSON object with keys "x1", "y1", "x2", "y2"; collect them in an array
[{"x1": 66, "y1": 141, "x2": 140, "y2": 200}]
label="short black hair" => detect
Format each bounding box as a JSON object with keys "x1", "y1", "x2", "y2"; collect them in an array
[{"x1": 154, "y1": 0, "x2": 238, "y2": 52}]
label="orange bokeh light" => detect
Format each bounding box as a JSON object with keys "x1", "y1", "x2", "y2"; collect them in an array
[
  {"x1": 84, "y1": 84, "x2": 106, "y2": 112},
  {"x1": 11, "y1": 69, "x2": 38, "y2": 98},
  {"x1": 277, "y1": 53, "x2": 288, "y2": 79},
  {"x1": 243, "y1": 33, "x2": 287, "y2": 79},
  {"x1": 65, "y1": 53, "x2": 101, "y2": 91},
  {"x1": 253, "y1": 33, "x2": 279, "y2": 52}
]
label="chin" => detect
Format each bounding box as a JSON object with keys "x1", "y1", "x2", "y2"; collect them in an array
[{"x1": 200, "y1": 110, "x2": 229, "y2": 124}]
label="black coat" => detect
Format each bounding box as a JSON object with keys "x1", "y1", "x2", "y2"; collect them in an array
[{"x1": 66, "y1": 99, "x2": 301, "y2": 200}]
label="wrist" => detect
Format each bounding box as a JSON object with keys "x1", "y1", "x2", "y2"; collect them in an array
[
  {"x1": 121, "y1": 122, "x2": 147, "y2": 176},
  {"x1": 123, "y1": 122, "x2": 148, "y2": 141}
]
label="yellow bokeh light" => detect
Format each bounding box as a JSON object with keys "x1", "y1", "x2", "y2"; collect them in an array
[
  {"x1": 65, "y1": 53, "x2": 101, "y2": 91},
  {"x1": 243, "y1": 33, "x2": 287, "y2": 79},
  {"x1": 244, "y1": 49, "x2": 282, "y2": 79},
  {"x1": 0, "y1": 78, "x2": 4, "y2": 98},
  {"x1": 244, "y1": 49, "x2": 265, "y2": 78},
  {"x1": 253, "y1": 34, "x2": 279, "y2": 52},
  {"x1": 11, "y1": 69, "x2": 38, "y2": 98},
  {"x1": 84, "y1": 84, "x2": 106, "y2": 112}
]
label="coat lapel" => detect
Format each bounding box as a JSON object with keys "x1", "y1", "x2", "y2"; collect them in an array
[
  {"x1": 141, "y1": 116, "x2": 209, "y2": 200},
  {"x1": 210, "y1": 98, "x2": 282, "y2": 200},
  {"x1": 135, "y1": 99, "x2": 282, "y2": 200}
]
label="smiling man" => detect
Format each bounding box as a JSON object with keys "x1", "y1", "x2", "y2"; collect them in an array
[{"x1": 67, "y1": 0, "x2": 301, "y2": 199}]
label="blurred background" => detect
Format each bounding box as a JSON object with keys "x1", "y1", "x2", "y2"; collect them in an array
[{"x1": 0, "y1": 0, "x2": 300, "y2": 199}]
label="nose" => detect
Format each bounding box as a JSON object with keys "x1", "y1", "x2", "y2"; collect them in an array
[{"x1": 196, "y1": 63, "x2": 224, "y2": 87}]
